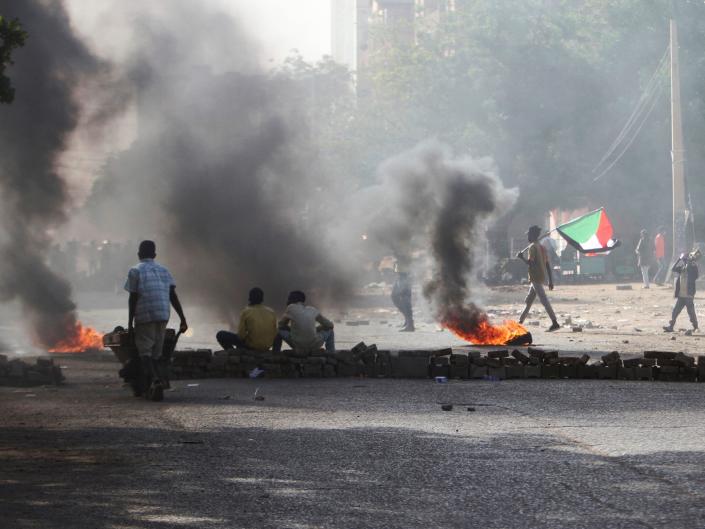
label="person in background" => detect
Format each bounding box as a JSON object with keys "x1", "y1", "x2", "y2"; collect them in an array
[
  {"x1": 391, "y1": 257, "x2": 414, "y2": 332},
  {"x1": 635, "y1": 229, "x2": 654, "y2": 289},
  {"x1": 216, "y1": 287, "x2": 277, "y2": 351},
  {"x1": 125, "y1": 240, "x2": 188, "y2": 401},
  {"x1": 663, "y1": 249, "x2": 700, "y2": 333},
  {"x1": 516, "y1": 225, "x2": 560, "y2": 332},
  {"x1": 653, "y1": 226, "x2": 667, "y2": 286},
  {"x1": 273, "y1": 291, "x2": 335, "y2": 353}
]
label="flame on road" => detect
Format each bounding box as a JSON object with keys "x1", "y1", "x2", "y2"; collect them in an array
[
  {"x1": 48, "y1": 322, "x2": 103, "y2": 352},
  {"x1": 443, "y1": 317, "x2": 530, "y2": 346}
]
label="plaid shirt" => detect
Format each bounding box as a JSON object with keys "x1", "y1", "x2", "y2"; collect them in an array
[{"x1": 124, "y1": 259, "x2": 175, "y2": 324}]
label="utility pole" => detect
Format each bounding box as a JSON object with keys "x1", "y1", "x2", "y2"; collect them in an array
[{"x1": 670, "y1": 19, "x2": 688, "y2": 267}]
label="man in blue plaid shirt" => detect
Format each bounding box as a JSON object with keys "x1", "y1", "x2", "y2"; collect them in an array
[{"x1": 125, "y1": 240, "x2": 187, "y2": 399}]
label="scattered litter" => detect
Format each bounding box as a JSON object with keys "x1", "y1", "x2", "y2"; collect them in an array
[
  {"x1": 221, "y1": 395, "x2": 231, "y2": 400},
  {"x1": 187, "y1": 383, "x2": 200, "y2": 387},
  {"x1": 441, "y1": 404, "x2": 453, "y2": 411},
  {"x1": 671, "y1": 336, "x2": 677, "y2": 341},
  {"x1": 634, "y1": 328, "x2": 643, "y2": 332},
  {"x1": 616, "y1": 285, "x2": 633, "y2": 291},
  {"x1": 467, "y1": 407, "x2": 476, "y2": 412},
  {"x1": 253, "y1": 387, "x2": 265, "y2": 401},
  {"x1": 623, "y1": 340, "x2": 629, "y2": 344},
  {"x1": 249, "y1": 367, "x2": 265, "y2": 379},
  {"x1": 572, "y1": 326, "x2": 583, "y2": 333},
  {"x1": 685, "y1": 330, "x2": 694, "y2": 336}
]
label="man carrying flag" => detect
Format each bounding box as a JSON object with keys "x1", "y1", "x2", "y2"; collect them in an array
[{"x1": 517, "y1": 225, "x2": 560, "y2": 332}]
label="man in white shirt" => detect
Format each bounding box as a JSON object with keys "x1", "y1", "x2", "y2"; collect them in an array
[{"x1": 272, "y1": 290, "x2": 335, "y2": 353}]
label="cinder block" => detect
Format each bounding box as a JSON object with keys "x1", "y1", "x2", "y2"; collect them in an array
[
  {"x1": 511, "y1": 350, "x2": 529, "y2": 364},
  {"x1": 577, "y1": 365, "x2": 598, "y2": 379},
  {"x1": 634, "y1": 367, "x2": 653, "y2": 380},
  {"x1": 657, "y1": 365, "x2": 679, "y2": 381},
  {"x1": 487, "y1": 367, "x2": 506, "y2": 380},
  {"x1": 505, "y1": 366, "x2": 525, "y2": 379},
  {"x1": 698, "y1": 356, "x2": 705, "y2": 382},
  {"x1": 430, "y1": 364, "x2": 450, "y2": 378},
  {"x1": 469, "y1": 365, "x2": 488, "y2": 379},
  {"x1": 392, "y1": 352, "x2": 429, "y2": 378},
  {"x1": 618, "y1": 367, "x2": 636, "y2": 380},
  {"x1": 559, "y1": 365, "x2": 577, "y2": 379},
  {"x1": 597, "y1": 366, "x2": 617, "y2": 379},
  {"x1": 644, "y1": 351, "x2": 677, "y2": 360},
  {"x1": 336, "y1": 364, "x2": 358, "y2": 377},
  {"x1": 680, "y1": 366, "x2": 697, "y2": 382},
  {"x1": 488, "y1": 350, "x2": 509, "y2": 359},
  {"x1": 541, "y1": 365, "x2": 560, "y2": 379},
  {"x1": 449, "y1": 365, "x2": 468, "y2": 379},
  {"x1": 524, "y1": 365, "x2": 541, "y2": 378}
]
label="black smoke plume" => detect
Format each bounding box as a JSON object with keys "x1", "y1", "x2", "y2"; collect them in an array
[
  {"x1": 0, "y1": 0, "x2": 108, "y2": 347},
  {"x1": 368, "y1": 141, "x2": 518, "y2": 330},
  {"x1": 86, "y1": 2, "x2": 350, "y2": 322}
]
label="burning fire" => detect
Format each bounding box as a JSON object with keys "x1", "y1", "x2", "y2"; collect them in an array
[
  {"x1": 48, "y1": 322, "x2": 104, "y2": 353},
  {"x1": 444, "y1": 318, "x2": 530, "y2": 346}
]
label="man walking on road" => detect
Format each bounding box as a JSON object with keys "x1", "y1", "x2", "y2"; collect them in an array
[
  {"x1": 125, "y1": 240, "x2": 187, "y2": 401},
  {"x1": 664, "y1": 249, "x2": 700, "y2": 333},
  {"x1": 517, "y1": 225, "x2": 560, "y2": 332}
]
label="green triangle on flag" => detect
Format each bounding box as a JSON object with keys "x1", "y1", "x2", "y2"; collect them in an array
[{"x1": 556, "y1": 208, "x2": 620, "y2": 254}]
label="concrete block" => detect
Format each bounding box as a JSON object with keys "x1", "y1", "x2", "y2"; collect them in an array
[
  {"x1": 488, "y1": 350, "x2": 509, "y2": 359},
  {"x1": 644, "y1": 351, "x2": 677, "y2": 361},
  {"x1": 680, "y1": 367, "x2": 697, "y2": 382},
  {"x1": 524, "y1": 365, "x2": 541, "y2": 378},
  {"x1": 634, "y1": 367, "x2": 653, "y2": 380},
  {"x1": 577, "y1": 365, "x2": 598, "y2": 379},
  {"x1": 449, "y1": 365, "x2": 468, "y2": 379},
  {"x1": 698, "y1": 356, "x2": 705, "y2": 382},
  {"x1": 430, "y1": 364, "x2": 450, "y2": 378},
  {"x1": 393, "y1": 352, "x2": 429, "y2": 378},
  {"x1": 487, "y1": 367, "x2": 506, "y2": 380},
  {"x1": 511, "y1": 349, "x2": 529, "y2": 364},
  {"x1": 657, "y1": 365, "x2": 679, "y2": 381},
  {"x1": 541, "y1": 365, "x2": 560, "y2": 379},
  {"x1": 618, "y1": 367, "x2": 636, "y2": 380},
  {"x1": 505, "y1": 366, "x2": 525, "y2": 379},
  {"x1": 559, "y1": 365, "x2": 578, "y2": 379},
  {"x1": 322, "y1": 364, "x2": 337, "y2": 378},
  {"x1": 597, "y1": 366, "x2": 617, "y2": 379},
  {"x1": 302, "y1": 364, "x2": 322, "y2": 377},
  {"x1": 336, "y1": 364, "x2": 358, "y2": 377},
  {"x1": 469, "y1": 365, "x2": 488, "y2": 379}
]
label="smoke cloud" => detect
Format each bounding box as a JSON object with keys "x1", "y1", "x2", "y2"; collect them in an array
[
  {"x1": 0, "y1": 0, "x2": 109, "y2": 347},
  {"x1": 85, "y1": 1, "x2": 350, "y2": 322},
  {"x1": 368, "y1": 141, "x2": 518, "y2": 331}
]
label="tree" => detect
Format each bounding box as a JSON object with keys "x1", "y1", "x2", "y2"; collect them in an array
[{"x1": 0, "y1": 15, "x2": 27, "y2": 104}]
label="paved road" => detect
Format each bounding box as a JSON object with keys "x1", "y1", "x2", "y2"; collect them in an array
[{"x1": 3, "y1": 354, "x2": 705, "y2": 529}]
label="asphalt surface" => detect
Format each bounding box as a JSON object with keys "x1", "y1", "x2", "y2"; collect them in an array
[{"x1": 3, "y1": 353, "x2": 705, "y2": 529}]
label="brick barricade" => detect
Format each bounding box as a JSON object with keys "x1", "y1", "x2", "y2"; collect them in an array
[
  {"x1": 0, "y1": 355, "x2": 65, "y2": 387},
  {"x1": 100, "y1": 329, "x2": 705, "y2": 383},
  {"x1": 160, "y1": 345, "x2": 705, "y2": 383}
]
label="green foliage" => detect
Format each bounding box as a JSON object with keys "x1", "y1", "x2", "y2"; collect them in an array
[{"x1": 0, "y1": 15, "x2": 27, "y2": 104}]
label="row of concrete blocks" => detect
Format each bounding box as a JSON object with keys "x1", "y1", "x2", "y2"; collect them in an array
[
  {"x1": 165, "y1": 347, "x2": 705, "y2": 382},
  {"x1": 432, "y1": 363, "x2": 705, "y2": 381},
  {"x1": 0, "y1": 355, "x2": 65, "y2": 387}
]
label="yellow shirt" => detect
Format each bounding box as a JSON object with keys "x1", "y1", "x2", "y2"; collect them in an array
[
  {"x1": 527, "y1": 243, "x2": 547, "y2": 285},
  {"x1": 237, "y1": 304, "x2": 277, "y2": 351}
]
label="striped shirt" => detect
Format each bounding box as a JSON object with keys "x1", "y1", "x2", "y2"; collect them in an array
[{"x1": 124, "y1": 259, "x2": 175, "y2": 324}]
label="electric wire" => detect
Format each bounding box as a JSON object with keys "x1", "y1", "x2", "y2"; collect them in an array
[{"x1": 591, "y1": 46, "x2": 669, "y2": 181}]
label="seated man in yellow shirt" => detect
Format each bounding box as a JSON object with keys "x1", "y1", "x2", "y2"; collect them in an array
[{"x1": 216, "y1": 287, "x2": 277, "y2": 351}]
